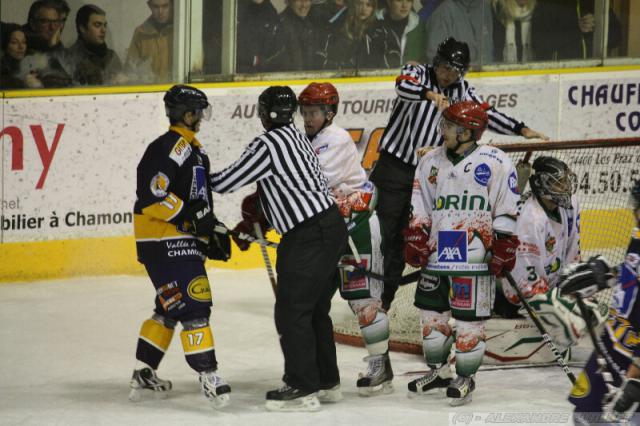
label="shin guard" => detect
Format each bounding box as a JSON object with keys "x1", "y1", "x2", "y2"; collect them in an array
[
  {"x1": 180, "y1": 318, "x2": 217, "y2": 372},
  {"x1": 455, "y1": 320, "x2": 486, "y2": 377},
  {"x1": 420, "y1": 310, "x2": 453, "y2": 366},
  {"x1": 350, "y1": 299, "x2": 390, "y2": 356},
  {"x1": 135, "y1": 314, "x2": 176, "y2": 369}
]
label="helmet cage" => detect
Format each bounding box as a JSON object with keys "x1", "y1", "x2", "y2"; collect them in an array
[{"x1": 530, "y1": 165, "x2": 577, "y2": 209}]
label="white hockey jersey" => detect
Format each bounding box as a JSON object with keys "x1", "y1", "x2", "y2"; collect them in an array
[
  {"x1": 310, "y1": 123, "x2": 366, "y2": 197},
  {"x1": 412, "y1": 145, "x2": 520, "y2": 275},
  {"x1": 503, "y1": 193, "x2": 581, "y2": 304}
]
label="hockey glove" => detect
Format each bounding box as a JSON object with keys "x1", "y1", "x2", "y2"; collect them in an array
[
  {"x1": 558, "y1": 255, "x2": 616, "y2": 298},
  {"x1": 230, "y1": 219, "x2": 271, "y2": 251},
  {"x1": 402, "y1": 224, "x2": 430, "y2": 268},
  {"x1": 184, "y1": 200, "x2": 216, "y2": 236},
  {"x1": 207, "y1": 225, "x2": 231, "y2": 261},
  {"x1": 489, "y1": 234, "x2": 520, "y2": 278},
  {"x1": 604, "y1": 378, "x2": 640, "y2": 421},
  {"x1": 241, "y1": 191, "x2": 270, "y2": 231}
]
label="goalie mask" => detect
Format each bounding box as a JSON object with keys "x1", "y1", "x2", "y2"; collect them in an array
[{"x1": 529, "y1": 156, "x2": 577, "y2": 209}]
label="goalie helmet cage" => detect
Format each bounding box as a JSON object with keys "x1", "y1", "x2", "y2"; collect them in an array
[{"x1": 332, "y1": 136, "x2": 640, "y2": 362}]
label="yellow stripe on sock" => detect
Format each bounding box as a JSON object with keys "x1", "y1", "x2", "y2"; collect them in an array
[
  {"x1": 140, "y1": 318, "x2": 174, "y2": 352},
  {"x1": 180, "y1": 326, "x2": 215, "y2": 355}
]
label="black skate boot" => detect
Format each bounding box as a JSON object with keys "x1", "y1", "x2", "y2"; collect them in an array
[
  {"x1": 265, "y1": 385, "x2": 321, "y2": 412},
  {"x1": 407, "y1": 364, "x2": 452, "y2": 397},
  {"x1": 128, "y1": 367, "x2": 172, "y2": 402},
  {"x1": 199, "y1": 370, "x2": 231, "y2": 408},
  {"x1": 356, "y1": 352, "x2": 394, "y2": 396},
  {"x1": 446, "y1": 374, "x2": 476, "y2": 406}
]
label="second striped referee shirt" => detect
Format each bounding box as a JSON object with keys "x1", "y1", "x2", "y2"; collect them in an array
[{"x1": 210, "y1": 122, "x2": 333, "y2": 235}]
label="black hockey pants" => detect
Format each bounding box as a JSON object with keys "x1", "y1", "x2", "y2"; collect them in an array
[{"x1": 274, "y1": 205, "x2": 348, "y2": 393}]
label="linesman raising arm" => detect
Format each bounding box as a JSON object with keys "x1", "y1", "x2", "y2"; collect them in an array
[
  {"x1": 370, "y1": 37, "x2": 548, "y2": 310},
  {"x1": 210, "y1": 86, "x2": 348, "y2": 412}
]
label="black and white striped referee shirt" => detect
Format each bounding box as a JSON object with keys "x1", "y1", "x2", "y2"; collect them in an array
[
  {"x1": 210, "y1": 123, "x2": 333, "y2": 235},
  {"x1": 380, "y1": 63, "x2": 526, "y2": 166}
]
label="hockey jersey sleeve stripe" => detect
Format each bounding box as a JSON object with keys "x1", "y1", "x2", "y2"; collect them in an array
[
  {"x1": 210, "y1": 140, "x2": 273, "y2": 193},
  {"x1": 141, "y1": 192, "x2": 184, "y2": 222}
]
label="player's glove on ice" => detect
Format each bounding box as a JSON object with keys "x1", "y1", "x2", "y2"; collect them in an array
[
  {"x1": 489, "y1": 234, "x2": 520, "y2": 277},
  {"x1": 558, "y1": 255, "x2": 616, "y2": 298}
]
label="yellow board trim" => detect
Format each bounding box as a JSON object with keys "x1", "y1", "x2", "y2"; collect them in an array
[
  {"x1": 180, "y1": 326, "x2": 214, "y2": 354},
  {"x1": 3, "y1": 65, "x2": 640, "y2": 99},
  {"x1": 140, "y1": 318, "x2": 174, "y2": 352},
  {"x1": 0, "y1": 234, "x2": 277, "y2": 282}
]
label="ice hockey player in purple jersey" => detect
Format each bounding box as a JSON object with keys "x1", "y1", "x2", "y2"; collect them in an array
[
  {"x1": 403, "y1": 100, "x2": 520, "y2": 405},
  {"x1": 565, "y1": 180, "x2": 640, "y2": 424}
]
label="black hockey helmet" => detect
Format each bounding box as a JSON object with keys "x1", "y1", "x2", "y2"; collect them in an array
[
  {"x1": 529, "y1": 156, "x2": 577, "y2": 209},
  {"x1": 433, "y1": 37, "x2": 470, "y2": 77},
  {"x1": 258, "y1": 86, "x2": 297, "y2": 126},
  {"x1": 164, "y1": 84, "x2": 211, "y2": 122}
]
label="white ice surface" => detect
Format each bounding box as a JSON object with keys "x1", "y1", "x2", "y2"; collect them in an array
[{"x1": 0, "y1": 269, "x2": 578, "y2": 426}]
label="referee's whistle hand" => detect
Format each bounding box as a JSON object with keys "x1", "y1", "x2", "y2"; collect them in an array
[{"x1": 521, "y1": 127, "x2": 549, "y2": 141}]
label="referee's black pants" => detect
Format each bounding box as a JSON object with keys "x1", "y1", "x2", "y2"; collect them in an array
[
  {"x1": 369, "y1": 152, "x2": 415, "y2": 311},
  {"x1": 275, "y1": 204, "x2": 348, "y2": 393}
]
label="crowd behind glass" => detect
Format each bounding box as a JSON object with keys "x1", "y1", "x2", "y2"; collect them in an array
[{"x1": 0, "y1": 0, "x2": 637, "y2": 90}]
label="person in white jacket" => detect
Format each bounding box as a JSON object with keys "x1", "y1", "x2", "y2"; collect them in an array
[{"x1": 298, "y1": 82, "x2": 394, "y2": 397}]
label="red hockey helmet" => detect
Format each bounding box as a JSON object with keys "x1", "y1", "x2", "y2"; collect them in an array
[
  {"x1": 298, "y1": 82, "x2": 339, "y2": 113},
  {"x1": 442, "y1": 101, "x2": 489, "y2": 141}
]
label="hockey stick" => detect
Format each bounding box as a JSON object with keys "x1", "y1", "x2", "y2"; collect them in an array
[
  {"x1": 254, "y1": 222, "x2": 277, "y2": 296},
  {"x1": 503, "y1": 270, "x2": 577, "y2": 385},
  {"x1": 213, "y1": 224, "x2": 279, "y2": 249}
]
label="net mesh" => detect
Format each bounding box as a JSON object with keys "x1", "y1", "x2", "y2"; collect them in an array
[{"x1": 333, "y1": 138, "x2": 640, "y2": 355}]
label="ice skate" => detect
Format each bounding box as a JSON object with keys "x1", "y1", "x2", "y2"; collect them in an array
[
  {"x1": 318, "y1": 383, "x2": 342, "y2": 403},
  {"x1": 128, "y1": 367, "x2": 172, "y2": 402},
  {"x1": 265, "y1": 384, "x2": 321, "y2": 412},
  {"x1": 407, "y1": 364, "x2": 452, "y2": 397},
  {"x1": 356, "y1": 352, "x2": 394, "y2": 396},
  {"x1": 199, "y1": 370, "x2": 231, "y2": 409},
  {"x1": 446, "y1": 375, "x2": 475, "y2": 406}
]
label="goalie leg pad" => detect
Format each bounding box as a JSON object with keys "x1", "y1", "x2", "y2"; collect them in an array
[
  {"x1": 454, "y1": 320, "x2": 486, "y2": 377},
  {"x1": 349, "y1": 298, "x2": 390, "y2": 355},
  {"x1": 135, "y1": 314, "x2": 176, "y2": 369},
  {"x1": 180, "y1": 317, "x2": 218, "y2": 372},
  {"x1": 420, "y1": 310, "x2": 453, "y2": 366}
]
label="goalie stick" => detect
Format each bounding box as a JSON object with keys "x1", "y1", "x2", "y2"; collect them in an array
[{"x1": 504, "y1": 270, "x2": 577, "y2": 385}]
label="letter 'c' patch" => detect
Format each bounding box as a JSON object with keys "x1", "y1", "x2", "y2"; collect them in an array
[{"x1": 187, "y1": 276, "x2": 212, "y2": 302}]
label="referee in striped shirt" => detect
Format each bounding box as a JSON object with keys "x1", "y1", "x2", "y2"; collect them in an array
[
  {"x1": 370, "y1": 37, "x2": 548, "y2": 309},
  {"x1": 210, "y1": 86, "x2": 348, "y2": 411}
]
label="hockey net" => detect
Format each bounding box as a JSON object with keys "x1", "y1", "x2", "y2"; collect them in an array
[{"x1": 332, "y1": 137, "x2": 640, "y2": 362}]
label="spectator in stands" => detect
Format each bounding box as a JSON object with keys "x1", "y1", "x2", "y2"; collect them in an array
[
  {"x1": 263, "y1": 0, "x2": 326, "y2": 72},
  {"x1": 425, "y1": 0, "x2": 494, "y2": 65},
  {"x1": 0, "y1": 24, "x2": 43, "y2": 89},
  {"x1": 126, "y1": 0, "x2": 173, "y2": 83},
  {"x1": 323, "y1": 0, "x2": 378, "y2": 69},
  {"x1": 236, "y1": 0, "x2": 279, "y2": 73},
  {"x1": 417, "y1": 0, "x2": 444, "y2": 22},
  {"x1": 66, "y1": 5, "x2": 126, "y2": 86},
  {"x1": 23, "y1": 0, "x2": 70, "y2": 54},
  {"x1": 365, "y1": 0, "x2": 426, "y2": 68},
  {"x1": 531, "y1": 0, "x2": 621, "y2": 61},
  {"x1": 492, "y1": 0, "x2": 536, "y2": 63},
  {"x1": 310, "y1": 0, "x2": 349, "y2": 33}
]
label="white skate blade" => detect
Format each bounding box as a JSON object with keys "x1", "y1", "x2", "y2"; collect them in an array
[
  {"x1": 407, "y1": 386, "x2": 448, "y2": 399},
  {"x1": 265, "y1": 394, "x2": 321, "y2": 412},
  {"x1": 318, "y1": 386, "x2": 342, "y2": 403},
  {"x1": 128, "y1": 386, "x2": 169, "y2": 402},
  {"x1": 449, "y1": 394, "x2": 472, "y2": 407},
  {"x1": 358, "y1": 381, "x2": 394, "y2": 397},
  {"x1": 206, "y1": 392, "x2": 230, "y2": 409}
]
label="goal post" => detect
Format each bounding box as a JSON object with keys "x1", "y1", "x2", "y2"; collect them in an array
[{"x1": 332, "y1": 137, "x2": 640, "y2": 364}]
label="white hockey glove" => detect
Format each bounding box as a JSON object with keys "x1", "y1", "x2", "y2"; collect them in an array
[
  {"x1": 603, "y1": 378, "x2": 640, "y2": 422},
  {"x1": 558, "y1": 255, "x2": 616, "y2": 299}
]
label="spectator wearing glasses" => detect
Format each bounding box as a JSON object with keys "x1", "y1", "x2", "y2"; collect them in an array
[
  {"x1": 65, "y1": 4, "x2": 126, "y2": 86},
  {"x1": 126, "y1": 0, "x2": 173, "y2": 83},
  {"x1": 23, "y1": 0, "x2": 70, "y2": 54}
]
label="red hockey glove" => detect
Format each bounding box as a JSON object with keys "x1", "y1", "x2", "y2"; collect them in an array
[
  {"x1": 231, "y1": 219, "x2": 270, "y2": 251},
  {"x1": 489, "y1": 234, "x2": 520, "y2": 277},
  {"x1": 241, "y1": 191, "x2": 269, "y2": 228},
  {"x1": 402, "y1": 224, "x2": 430, "y2": 268}
]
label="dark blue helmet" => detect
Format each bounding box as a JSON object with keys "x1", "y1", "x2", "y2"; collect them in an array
[{"x1": 258, "y1": 86, "x2": 297, "y2": 125}]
